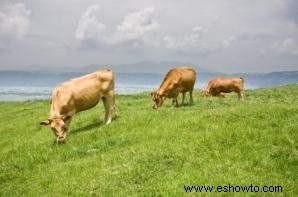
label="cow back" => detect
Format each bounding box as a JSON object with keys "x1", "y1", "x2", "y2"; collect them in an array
[{"x1": 158, "y1": 66, "x2": 196, "y2": 96}]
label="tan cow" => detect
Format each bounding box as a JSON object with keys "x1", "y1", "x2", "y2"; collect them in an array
[
  {"x1": 151, "y1": 66, "x2": 196, "y2": 109},
  {"x1": 203, "y1": 77, "x2": 244, "y2": 100},
  {"x1": 40, "y1": 68, "x2": 115, "y2": 143}
]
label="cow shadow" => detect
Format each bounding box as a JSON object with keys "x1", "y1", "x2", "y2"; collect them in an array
[
  {"x1": 71, "y1": 114, "x2": 119, "y2": 134},
  {"x1": 71, "y1": 122, "x2": 103, "y2": 134},
  {"x1": 177, "y1": 103, "x2": 194, "y2": 108}
]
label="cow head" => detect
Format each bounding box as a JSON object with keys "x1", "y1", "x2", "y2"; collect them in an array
[
  {"x1": 202, "y1": 89, "x2": 210, "y2": 97},
  {"x1": 40, "y1": 115, "x2": 72, "y2": 143},
  {"x1": 151, "y1": 91, "x2": 166, "y2": 109}
]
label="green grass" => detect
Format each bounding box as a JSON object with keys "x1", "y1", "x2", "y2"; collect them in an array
[{"x1": 0, "y1": 84, "x2": 297, "y2": 196}]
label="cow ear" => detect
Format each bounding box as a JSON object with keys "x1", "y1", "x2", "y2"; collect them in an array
[
  {"x1": 40, "y1": 119, "x2": 51, "y2": 126},
  {"x1": 62, "y1": 115, "x2": 71, "y2": 122}
]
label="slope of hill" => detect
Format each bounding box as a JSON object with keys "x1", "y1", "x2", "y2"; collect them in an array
[
  {"x1": 0, "y1": 84, "x2": 297, "y2": 195},
  {"x1": 0, "y1": 69, "x2": 297, "y2": 89},
  {"x1": 82, "y1": 61, "x2": 211, "y2": 74}
]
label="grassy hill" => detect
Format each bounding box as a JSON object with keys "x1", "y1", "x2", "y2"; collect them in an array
[{"x1": 0, "y1": 84, "x2": 297, "y2": 196}]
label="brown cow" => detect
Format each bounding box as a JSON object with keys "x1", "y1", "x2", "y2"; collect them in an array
[
  {"x1": 40, "y1": 68, "x2": 115, "y2": 143},
  {"x1": 151, "y1": 66, "x2": 196, "y2": 109},
  {"x1": 203, "y1": 77, "x2": 244, "y2": 100}
]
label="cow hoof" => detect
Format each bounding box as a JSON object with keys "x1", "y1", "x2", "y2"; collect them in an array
[
  {"x1": 57, "y1": 140, "x2": 65, "y2": 144},
  {"x1": 53, "y1": 139, "x2": 65, "y2": 145}
]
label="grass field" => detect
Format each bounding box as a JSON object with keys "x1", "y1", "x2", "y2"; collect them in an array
[{"x1": 0, "y1": 84, "x2": 297, "y2": 196}]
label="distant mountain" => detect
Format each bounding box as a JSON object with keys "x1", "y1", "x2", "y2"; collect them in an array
[
  {"x1": 0, "y1": 71, "x2": 163, "y2": 88},
  {"x1": 81, "y1": 61, "x2": 211, "y2": 74},
  {"x1": 0, "y1": 71, "x2": 83, "y2": 87},
  {"x1": 241, "y1": 71, "x2": 298, "y2": 88},
  {"x1": 196, "y1": 71, "x2": 298, "y2": 88},
  {"x1": 0, "y1": 69, "x2": 297, "y2": 89}
]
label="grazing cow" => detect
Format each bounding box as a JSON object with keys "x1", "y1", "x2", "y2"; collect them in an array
[
  {"x1": 151, "y1": 66, "x2": 196, "y2": 109},
  {"x1": 203, "y1": 77, "x2": 244, "y2": 100},
  {"x1": 40, "y1": 68, "x2": 115, "y2": 143}
]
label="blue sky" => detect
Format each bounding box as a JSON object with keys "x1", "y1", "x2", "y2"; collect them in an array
[{"x1": 0, "y1": 0, "x2": 297, "y2": 73}]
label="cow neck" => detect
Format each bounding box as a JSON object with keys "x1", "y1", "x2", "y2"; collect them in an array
[
  {"x1": 50, "y1": 103, "x2": 61, "y2": 119},
  {"x1": 50, "y1": 112, "x2": 62, "y2": 120},
  {"x1": 158, "y1": 79, "x2": 172, "y2": 96}
]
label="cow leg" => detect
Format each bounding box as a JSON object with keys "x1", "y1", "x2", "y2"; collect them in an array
[
  {"x1": 215, "y1": 92, "x2": 223, "y2": 101},
  {"x1": 189, "y1": 89, "x2": 193, "y2": 104},
  {"x1": 238, "y1": 90, "x2": 244, "y2": 101},
  {"x1": 62, "y1": 115, "x2": 72, "y2": 142},
  {"x1": 175, "y1": 98, "x2": 179, "y2": 107},
  {"x1": 172, "y1": 99, "x2": 176, "y2": 106},
  {"x1": 64, "y1": 115, "x2": 73, "y2": 130},
  {"x1": 182, "y1": 92, "x2": 186, "y2": 105},
  {"x1": 219, "y1": 92, "x2": 226, "y2": 97},
  {"x1": 102, "y1": 90, "x2": 115, "y2": 124},
  {"x1": 172, "y1": 98, "x2": 178, "y2": 107}
]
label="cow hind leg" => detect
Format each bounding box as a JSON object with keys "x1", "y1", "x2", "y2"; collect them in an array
[
  {"x1": 102, "y1": 90, "x2": 115, "y2": 124},
  {"x1": 189, "y1": 89, "x2": 194, "y2": 104},
  {"x1": 238, "y1": 90, "x2": 244, "y2": 101},
  {"x1": 219, "y1": 92, "x2": 226, "y2": 97},
  {"x1": 182, "y1": 92, "x2": 186, "y2": 105},
  {"x1": 172, "y1": 98, "x2": 178, "y2": 107},
  {"x1": 172, "y1": 99, "x2": 176, "y2": 106}
]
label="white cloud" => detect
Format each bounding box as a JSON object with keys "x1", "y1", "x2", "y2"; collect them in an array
[
  {"x1": 162, "y1": 26, "x2": 239, "y2": 56},
  {"x1": 163, "y1": 26, "x2": 219, "y2": 52},
  {"x1": 192, "y1": 26, "x2": 209, "y2": 38},
  {"x1": 110, "y1": 7, "x2": 159, "y2": 43},
  {"x1": 163, "y1": 26, "x2": 209, "y2": 50},
  {"x1": 0, "y1": 3, "x2": 31, "y2": 42},
  {"x1": 1, "y1": 1, "x2": 297, "y2": 72},
  {"x1": 222, "y1": 35, "x2": 237, "y2": 48},
  {"x1": 163, "y1": 36, "x2": 179, "y2": 49},
  {"x1": 75, "y1": 6, "x2": 159, "y2": 47},
  {"x1": 275, "y1": 38, "x2": 298, "y2": 56},
  {"x1": 46, "y1": 41, "x2": 66, "y2": 49},
  {"x1": 186, "y1": 26, "x2": 209, "y2": 48},
  {"x1": 75, "y1": 4, "x2": 106, "y2": 41}
]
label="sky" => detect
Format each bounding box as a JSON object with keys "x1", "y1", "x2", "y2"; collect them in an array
[{"x1": 0, "y1": 0, "x2": 297, "y2": 73}]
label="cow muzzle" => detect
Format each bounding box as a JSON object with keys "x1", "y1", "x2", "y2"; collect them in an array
[
  {"x1": 152, "y1": 104, "x2": 158, "y2": 109},
  {"x1": 56, "y1": 136, "x2": 65, "y2": 144}
]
